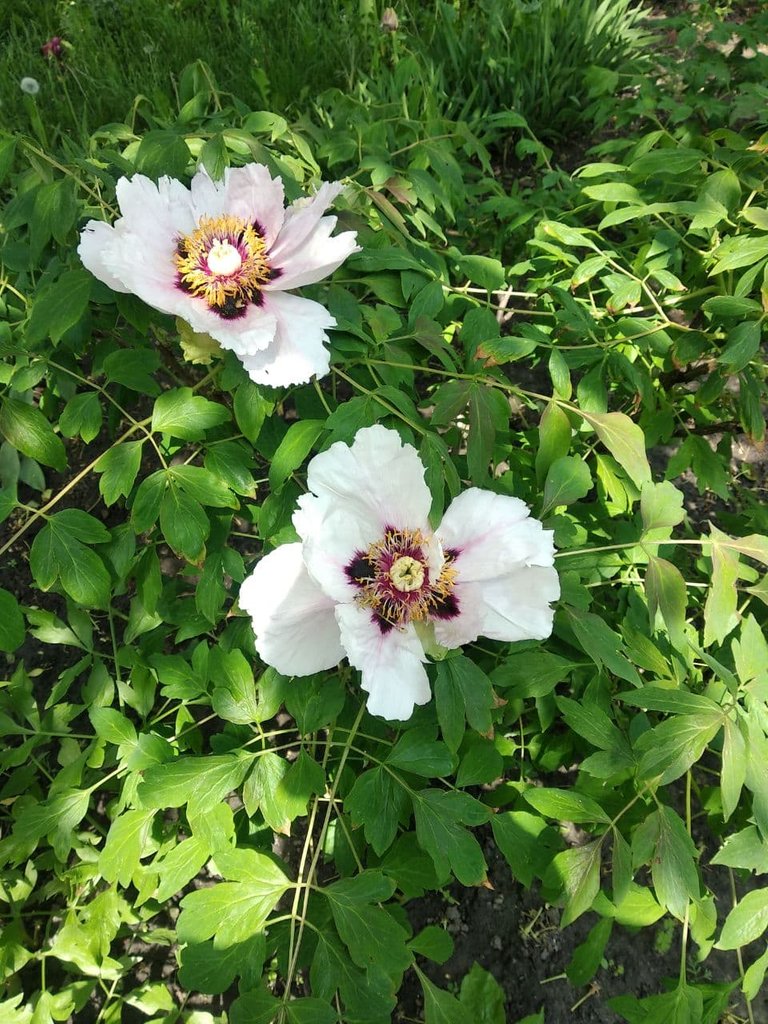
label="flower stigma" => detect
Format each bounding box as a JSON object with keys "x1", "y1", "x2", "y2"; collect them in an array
[
  {"x1": 174, "y1": 214, "x2": 272, "y2": 319},
  {"x1": 389, "y1": 555, "x2": 424, "y2": 592}
]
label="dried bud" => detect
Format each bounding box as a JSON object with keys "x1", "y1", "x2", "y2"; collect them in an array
[{"x1": 380, "y1": 6, "x2": 399, "y2": 32}]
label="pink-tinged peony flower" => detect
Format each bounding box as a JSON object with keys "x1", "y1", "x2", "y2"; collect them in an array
[
  {"x1": 78, "y1": 164, "x2": 359, "y2": 387},
  {"x1": 239, "y1": 425, "x2": 560, "y2": 720}
]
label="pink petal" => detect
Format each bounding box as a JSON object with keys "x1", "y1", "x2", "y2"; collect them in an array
[
  {"x1": 239, "y1": 543, "x2": 344, "y2": 676},
  {"x1": 336, "y1": 603, "x2": 430, "y2": 720}
]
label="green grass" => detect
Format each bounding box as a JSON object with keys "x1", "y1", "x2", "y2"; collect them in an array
[{"x1": 1, "y1": 0, "x2": 655, "y2": 147}]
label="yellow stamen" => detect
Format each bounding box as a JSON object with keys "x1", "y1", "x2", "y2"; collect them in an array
[{"x1": 174, "y1": 215, "x2": 271, "y2": 313}]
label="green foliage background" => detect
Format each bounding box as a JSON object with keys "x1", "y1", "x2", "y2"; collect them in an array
[{"x1": 1, "y1": 2, "x2": 768, "y2": 1023}]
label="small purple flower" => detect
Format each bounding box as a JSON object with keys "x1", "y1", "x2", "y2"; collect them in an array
[{"x1": 40, "y1": 36, "x2": 64, "y2": 60}]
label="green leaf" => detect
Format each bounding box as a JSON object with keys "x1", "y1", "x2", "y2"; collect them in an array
[
  {"x1": 15, "y1": 788, "x2": 91, "y2": 855},
  {"x1": 160, "y1": 485, "x2": 209, "y2": 560},
  {"x1": 210, "y1": 647, "x2": 260, "y2": 724},
  {"x1": 721, "y1": 716, "x2": 747, "y2": 822},
  {"x1": 229, "y1": 988, "x2": 282, "y2": 1024},
  {"x1": 59, "y1": 392, "x2": 102, "y2": 443},
  {"x1": 346, "y1": 766, "x2": 409, "y2": 856},
  {"x1": 26, "y1": 269, "x2": 92, "y2": 344},
  {"x1": 636, "y1": 714, "x2": 721, "y2": 785},
  {"x1": 498, "y1": 651, "x2": 575, "y2": 698},
  {"x1": 205, "y1": 440, "x2": 256, "y2": 496},
  {"x1": 178, "y1": 935, "x2": 266, "y2": 996},
  {"x1": 233, "y1": 380, "x2": 273, "y2": 443},
  {"x1": 151, "y1": 387, "x2": 229, "y2": 440},
  {"x1": 103, "y1": 349, "x2": 161, "y2": 395},
  {"x1": 155, "y1": 836, "x2": 209, "y2": 902},
  {"x1": 716, "y1": 889, "x2": 768, "y2": 950},
  {"x1": 540, "y1": 455, "x2": 592, "y2": 516},
  {"x1": 640, "y1": 481, "x2": 685, "y2": 534},
  {"x1": 565, "y1": 607, "x2": 640, "y2": 686},
  {"x1": 710, "y1": 234, "x2": 768, "y2": 275},
  {"x1": 0, "y1": 397, "x2": 66, "y2": 470},
  {"x1": 550, "y1": 840, "x2": 602, "y2": 926},
  {"x1": 324, "y1": 871, "x2": 411, "y2": 973},
  {"x1": 577, "y1": 409, "x2": 651, "y2": 489},
  {"x1": 0, "y1": 588, "x2": 25, "y2": 652},
  {"x1": 413, "y1": 789, "x2": 489, "y2": 885},
  {"x1": 99, "y1": 809, "x2": 156, "y2": 886},
  {"x1": 409, "y1": 926, "x2": 454, "y2": 964},
  {"x1": 535, "y1": 401, "x2": 572, "y2": 484},
  {"x1": 617, "y1": 687, "x2": 721, "y2": 715},
  {"x1": 88, "y1": 707, "x2": 137, "y2": 747},
  {"x1": 456, "y1": 738, "x2": 503, "y2": 787},
  {"x1": 645, "y1": 555, "x2": 687, "y2": 650},
  {"x1": 744, "y1": 947, "x2": 768, "y2": 1002},
  {"x1": 139, "y1": 754, "x2": 250, "y2": 816},
  {"x1": 434, "y1": 656, "x2": 494, "y2": 752},
  {"x1": 458, "y1": 965, "x2": 505, "y2": 1024},
  {"x1": 524, "y1": 787, "x2": 610, "y2": 824},
  {"x1": 453, "y1": 254, "x2": 505, "y2": 291},
  {"x1": 710, "y1": 826, "x2": 768, "y2": 873},
  {"x1": 285, "y1": 998, "x2": 339, "y2": 1024},
  {"x1": 243, "y1": 750, "x2": 320, "y2": 835},
  {"x1": 131, "y1": 470, "x2": 166, "y2": 533},
  {"x1": 566, "y1": 917, "x2": 613, "y2": 987},
  {"x1": 177, "y1": 847, "x2": 290, "y2": 948},
  {"x1": 167, "y1": 464, "x2": 239, "y2": 508},
  {"x1": 492, "y1": 810, "x2": 560, "y2": 888},
  {"x1": 639, "y1": 807, "x2": 699, "y2": 921},
  {"x1": 387, "y1": 728, "x2": 453, "y2": 778},
  {"x1": 418, "y1": 969, "x2": 472, "y2": 1024},
  {"x1": 268, "y1": 420, "x2": 325, "y2": 490},
  {"x1": 719, "y1": 320, "x2": 761, "y2": 372},
  {"x1": 135, "y1": 129, "x2": 191, "y2": 179},
  {"x1": 703, "y1": 527, "x2": 740, "y2": 646}
]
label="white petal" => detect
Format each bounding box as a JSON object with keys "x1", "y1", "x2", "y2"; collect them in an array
[
  {"x1": 182, "y1": 298, "x2": 278, "y2": 356},
  {"x1": 268, "y1": 181, "x2": 359, "y2": 288},
  {"x1": 211, "y1": 164, "x2": 286, "y2": 248},
  {"x1": 336, "y1": 604, "x2": 430, "y2": 720},
  {"x1": 237, "y1": 291, "x2": 334, "y2": 386},
  {"x1": 306, "y1": 425, "x2": 433, "y2": 535},
  {"x1": 78, "y1": 220, "x2": 130, "y2": 293},
  {"x1": 294, "y1": 498, "x2": 379, "y2": 603},
  {"x1": 438, "y1": 488, "x2": 555, "y2": 582},
  {"x1": 79, "y1": 175, "x2": 192, "y2": 314},
  {"x1": 239, "y1": 543, "x2": 344, "y2": 675},
  {"x1": 433, "y1": 566, "x2": 560, "y2": 648},
  {"x1": 116, "y1": 174, "x2": 196, "y2": 235}
]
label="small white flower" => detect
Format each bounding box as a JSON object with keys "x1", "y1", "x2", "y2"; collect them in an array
[
  {"x1": 78, "y1": 164, "x2": 359, "y2": 387},
  {"x1": 240, "y1": 425, "x2": 560, "y2": 721},
  {"x1": 20, "y1": 77, "x2": 40, "y2": 95}
]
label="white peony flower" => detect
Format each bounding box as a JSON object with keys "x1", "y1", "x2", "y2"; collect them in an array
[
  {"x1": 78, "y1": 164, "x2": 359, "y2": 387},
  {"x1": 240, "y1": 425, "x2": 560, "y2": 721}
]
